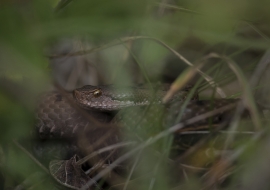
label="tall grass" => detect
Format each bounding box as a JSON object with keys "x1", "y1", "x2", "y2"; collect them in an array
[{"x1": 0, "y1": 0, "x2": 270, "y2": 189}]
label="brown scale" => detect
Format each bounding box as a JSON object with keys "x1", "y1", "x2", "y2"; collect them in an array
[{"x1": 34, "y1": 85, "x2": 239, "y2": 164}]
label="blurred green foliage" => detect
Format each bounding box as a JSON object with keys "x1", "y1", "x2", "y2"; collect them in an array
[{"x1": 0, "y1": 0, "x2": 270, "y2": 189}]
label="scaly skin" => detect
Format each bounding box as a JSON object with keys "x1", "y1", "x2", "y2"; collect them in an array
[
  {"x1": 36, "y1": 85, "x2": 237, "y2": 139},
  {"x1": 34, "y1": 85, "x2": 239, "y2": 169}
]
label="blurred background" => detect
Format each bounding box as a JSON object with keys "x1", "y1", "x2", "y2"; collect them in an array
[{"x1": 1, "y1": 0, "x2": 270, "y2": 189}]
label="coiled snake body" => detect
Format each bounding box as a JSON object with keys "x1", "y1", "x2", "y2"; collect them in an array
[{"x1": 35, "y1": 85, "x2": 238, "y2": 157}]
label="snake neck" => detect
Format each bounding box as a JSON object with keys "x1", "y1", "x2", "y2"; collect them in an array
[{"x1": 73, "y1": 84, "x2": 197, "y2": 111}]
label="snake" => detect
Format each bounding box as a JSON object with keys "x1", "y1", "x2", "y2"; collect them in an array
[{"x1": 34, "y1": 84, "x2": 239, "y2": 162}]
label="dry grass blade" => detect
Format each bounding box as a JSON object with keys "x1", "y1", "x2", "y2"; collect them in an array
[
  {"x1": 226, "y1": 60, "x2": 261, "y2": 130},
  {"x1": 121, "y1": 36, "x2": 226, "y2": 98},
  {"x1": 203, "y1": 130, "x2": 264, "y2": 188},
  {"x1": 76, "y1": 141, "x2": 136, "y2": 166},
  {"x1": 48, "y1": 36, "x2": 225, "y2": 98},
  {"x1": 162, "y1": 62, "x2": 204, "y2": 103},
  {"x1": 186, "y1": 52, "x2": 268, "y2": 188},
  {"x1": 196, "y1": 53, "x2": 261, "y2": 130},
  {"x1": 79, "y1": 103, "x2": 237, "y2": 190},
  {"x1": 155, "y1": 2, "x2": 202, "y2": 15},
  {"x1": 123, "y1": 149, "x2": 143, "y2": 190},
  {"x1": 2, "y1": 1, "x2": 270, "y2": 189},
  {"x1": 54, "y1": 0, "x2": 74, "y2": 12},
  {"x1": 12, "y1": 140, "x2": 49, "y2": 174}
]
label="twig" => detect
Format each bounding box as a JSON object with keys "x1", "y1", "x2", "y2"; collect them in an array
[
  {"x1": 12, "y1": 140, "x2": 49, "y2": 174},
  {"x1": 79, "y1": 103, "x2": 237, "y2": 190}
]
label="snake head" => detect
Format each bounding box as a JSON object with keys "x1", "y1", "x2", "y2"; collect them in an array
[
  {"x1": 73, "y1": 85, "x2": 158, "y2": 111},
  {"x1": 73, "y1": 84, "x2": 196, "y2": 111},
  {"x1": 73, "y1": 85, "x2": 137, "y2": 111},
  {"x1": 73, "y1": 85, "x2": 108, "y2": 110}
]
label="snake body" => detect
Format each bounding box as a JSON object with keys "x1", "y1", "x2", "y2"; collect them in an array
[
  {"x1": 36, "y1": 84, "x2": 238, "y2": 140},
  {"x1": 33, "y1": 84, "x2": 241, "y2": 170},
  {"x1": 36, "y1": 85, "x2": 191, "y2": 138},
  {"x1": 36, "y1": 91, "x2": 112, "y2": 139},
  {"x1": 34, "y1": 85, "x2": 240, "y2": 189}
]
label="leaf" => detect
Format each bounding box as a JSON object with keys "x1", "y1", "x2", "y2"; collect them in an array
[{"x1": 49, "y1": 155, "x2": 99, "y2": 190}]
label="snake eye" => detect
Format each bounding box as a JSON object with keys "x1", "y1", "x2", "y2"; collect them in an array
[{"x1": 93, "y1": 89, "x2": 102, "y2": 98}]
